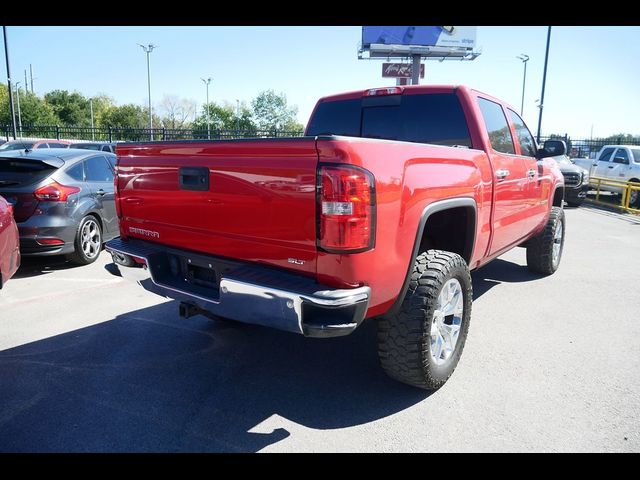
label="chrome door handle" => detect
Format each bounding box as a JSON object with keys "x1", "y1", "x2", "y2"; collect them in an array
[
  {"x1": 527, "y1": 169, "x2": 536, "y2": 178},
  {"x1": 495, "y1": 169, "x2": 510, "y2": 180}
]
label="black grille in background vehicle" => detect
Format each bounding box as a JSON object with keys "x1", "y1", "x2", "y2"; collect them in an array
[{"x1": 562, "y1": 172, "x2": 581, "y2": 187}]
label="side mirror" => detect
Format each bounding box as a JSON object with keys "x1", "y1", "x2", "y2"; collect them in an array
[{"x1": 537, "y1": 139, "x2": 567, "y2": 159}]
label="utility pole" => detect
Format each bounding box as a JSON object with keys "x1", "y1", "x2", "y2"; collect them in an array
[
  {"x1": 3, "y1": 26, "x2": 17, "y2": 139},
  {"x1": 14, "y1": 81, "x2": 22, "y2": 137},
  {"x1": 138, "y1": 43, "x2": 156, "y2": 141},
  {"x1": 536, "y1": 27, "x2": 552, "y2": 143},
  {"x1": 24, "y1": 69, "x2": 28, "y2": 92},
  {"x1": 201, "y1": 77, "x2": 212, "y2": 140},
  {"x1": 516, "y1": 54, "x2": 529, "y2": 116},
  {"x1": 411, "y1": 54, "x2": 421, "y2": 85},
  {"x1": 90, "y1": 98, "x2": 95, "y2": 140},
  {"x1": 29, "y1": 63, "x2": 34, "y2": 93}
]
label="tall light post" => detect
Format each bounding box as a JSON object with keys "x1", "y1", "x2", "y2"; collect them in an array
[
  {"x1": 89, "y1": 98, "x2": 95, "y2": 140},
  {"x1": 201, "y1": 77, "x2": 212, "y2": 140},
  {"x1": 536, "y1": 27, "x2": 552, "y2": 143},
  {"x1": 138, "y1": 43, "x2": 156, "y2": 141},
  {"x1": 516, "y1": 54, "x2": 529, "y2": 117},
  {"x1": 236, "y1": 99, "x2": 240, "y2": 135},
  {"x1": 14, "y1": 81, "x2": 22, "y2": 137},
  {"x1": 3, "y1": 26, "x2": 17, "y2": 140}
]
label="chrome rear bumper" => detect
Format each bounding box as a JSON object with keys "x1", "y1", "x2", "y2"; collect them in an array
[{"x1": 105, "y1": 238, "x2": 370, "y2": 338}]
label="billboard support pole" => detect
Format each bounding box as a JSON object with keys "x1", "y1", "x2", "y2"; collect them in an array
[{"x1": 411, "y1": 54, "x2": 421, "y2": 85}]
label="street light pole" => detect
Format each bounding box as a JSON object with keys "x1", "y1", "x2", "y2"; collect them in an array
[
  {"x1": 90, "y1": 98, "x2": 95, "y2": 140},
  {"x1": 516, "y1": 54, "x2": 529, "y2": 117},
  {"x1": 14, "y1": 81, "x2": 22, "y2": 137},
  {"x1": 236, "y1": 99, "x2": 240, "y2": 135},
  {"x1": 536, "y1": 27, "x2": 552, "y2": 143},
  {"x1": 3, "y1": 26, "x2": 18, "y2": 140},
  {"x1": 201, "y1": 77, "x2": 212, "y2": 140},
  {"x1": 138, "y1": 43, "x2": 156, "y2": 141}
]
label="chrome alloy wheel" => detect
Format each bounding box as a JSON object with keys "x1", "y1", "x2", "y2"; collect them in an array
[
  {"x1": 430, "y1": 278, "x2": 464, "y2": 366},
  {"x1": 552, "y1": 220, "x2": 563, "y2": 268},
  {"x1": 81, "y1": 219, "x2": 101, "y2": 259}
]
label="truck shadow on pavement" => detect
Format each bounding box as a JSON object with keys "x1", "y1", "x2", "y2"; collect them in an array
[
  {"x1": 0, "y1": 301, "x2": 429, "y2": 452},
  {"x1": 471, "y1": 258, "x2": 546, "y2": 300}
]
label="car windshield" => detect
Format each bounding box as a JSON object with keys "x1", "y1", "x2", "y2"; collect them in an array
[{"x1": 0, "y1": 141, "x2": 36, "y2": 151}]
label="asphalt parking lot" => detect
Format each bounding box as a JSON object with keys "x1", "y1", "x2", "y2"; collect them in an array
[{"x1": 1, "y1": 205, "x2": 639, "y2": 452}]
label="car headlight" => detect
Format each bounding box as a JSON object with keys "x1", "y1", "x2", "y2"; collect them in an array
[{"x1": 582, "y1": 171, "x2": 590, "y2": 183}]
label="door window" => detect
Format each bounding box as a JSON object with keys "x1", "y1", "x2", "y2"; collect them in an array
[
  {"x1": 84, "y1": 156, "x2": 114, "y2": 182},
  {"x1": 612, "y1": 149, "x2": 629, "y2": 164},
  {"x1": 477, "y1": 98, "x2": 515, "y2": 154},
  {"x1": 598, "y1": 148, "x2": 615, "y2": 162},
  {"x1": 507, "y1": 109, "x2": 537, "y2": 157}
]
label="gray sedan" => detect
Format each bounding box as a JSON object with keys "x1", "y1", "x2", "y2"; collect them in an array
[{"x1": 0, "y1": 148, "x2": 119, "y2": 264}]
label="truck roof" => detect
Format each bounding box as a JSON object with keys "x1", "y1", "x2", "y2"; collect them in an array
[{"x1": 316, "y1": 84, "x2": 519, "y2": 119}]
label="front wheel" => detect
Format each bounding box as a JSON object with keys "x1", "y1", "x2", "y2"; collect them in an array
[
  {"x1": 526, "y1": 206, "x2": 565, "y2": 275},
  {"x1": 377, "y1": 250, "x2": 472, "y2": 390},
  {"x1": 68, "y1": 216, "x2": 103, "y2": 265}
]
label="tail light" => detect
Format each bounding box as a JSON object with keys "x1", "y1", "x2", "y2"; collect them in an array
[
  {"x1": 318, "y1": 165, "x2": 375, "y2": 253},
  {"x1": 6, "y1": 204, "x2": 13, "y2": 217},
  {"x1": 35, "y1": 237, "x2": 65, "y2": 246},
  {"x1": 33, "y1": 181, "x2": 80, "y2": 202},
  {"x1": 114, "y1": 165, "x2": 122, "y2": 219}
]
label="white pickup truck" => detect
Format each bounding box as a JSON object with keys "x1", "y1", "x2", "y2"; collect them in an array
[{"x1": 573, "y1": 145, "x2": 640, "y2": 208}]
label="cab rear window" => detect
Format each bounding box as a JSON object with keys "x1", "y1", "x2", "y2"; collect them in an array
[{"x1": 307, "y1": 93, "x2": 472, "y2": 148}]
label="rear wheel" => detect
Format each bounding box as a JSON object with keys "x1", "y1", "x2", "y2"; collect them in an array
[
  {"x1": 377, "y1": 250, "x2": 472, "y2": 390},
  {"x1": 68, "y1": 216, "x2": 102, "y2": 265},
  {"x1": 628, "y1": 179, "x2": 640, "y2": 209},
  {"x1": 526, "y1": 207, "x2": 565, "y2": 275}
]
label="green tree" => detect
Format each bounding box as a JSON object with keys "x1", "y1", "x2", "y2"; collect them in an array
[
  {"x1": 251, "y1": 90, "x2": 303, "y2": 132},
  {"x1": 44, "y1": 89, "x2": 91, "y2": 125},
  {"x1": 1, "y1": 83, "x2": 59, "y2": 127},
  {"x1": 98, "y1": 104, "x2": 147, "y2": 128}
]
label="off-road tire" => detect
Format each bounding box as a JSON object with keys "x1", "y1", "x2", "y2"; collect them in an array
[
  {"x1": 526, "y1": 206, "x2": 565, "y2": 275},
  {"x1": 377, "y1": 250, "x2": 472, "y2": 390}
]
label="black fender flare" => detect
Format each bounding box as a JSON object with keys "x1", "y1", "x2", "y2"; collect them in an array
[{"x1": 385, "y1": 197, "x2": 477, "y2": 316}]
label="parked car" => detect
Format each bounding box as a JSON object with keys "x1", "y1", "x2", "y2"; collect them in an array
[
  {"x1": 0, "y1": 195, "x2": 20, "y2": 289},
  {"x1": 70, "y1": 142, "x2": 118, "y2": 154},
  {"x1": 552, "y1": 154, "x2": 590, "y2": 207},
  {"x1": 0, "y1": 148, "x2": 119, "y2": 265},
  {"x1": 573, "y1": 145, "x2": 640, "y2": 208},
  {"x1": 106, "y1": 84, "x2": 565, "y2": 391},
  {"x1": 0, "y1": 139, "x2": 72, "y2": 151}
]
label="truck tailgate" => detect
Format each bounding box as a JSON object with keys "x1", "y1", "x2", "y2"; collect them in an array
[{"x1": 116, "y1": 139, "x2": 319, "y2": 276}]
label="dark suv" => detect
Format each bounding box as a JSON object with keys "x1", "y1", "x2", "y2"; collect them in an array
[{"x1": 0, "y1": 148, "x2": 119, "y2": 264}]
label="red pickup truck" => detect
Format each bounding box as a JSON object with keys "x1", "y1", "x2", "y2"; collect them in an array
[{"x1": 106, "y1": 85, "x2": 566, "y2": 390}]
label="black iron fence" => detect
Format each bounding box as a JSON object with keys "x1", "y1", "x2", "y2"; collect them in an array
[
  {"x1": 2, "y1": 125, "x2": 637, "y2": 158},
  {"x1": 539, "y1": 135, "x2": 639, "y2": 159},
  {"x1": 1, "y1": 124, "x2": 305, "y2": 142}
]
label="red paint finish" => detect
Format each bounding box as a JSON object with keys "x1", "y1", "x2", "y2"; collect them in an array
[
  {"x1": 116, "y1": 139, "x2": 319, "y2": 277},
  {"x1": 116, "y1": 85, "x2": 563, "y2": 319},
  {"x1": 0, "y1": 196, "x2": 20, "y2": 288}
]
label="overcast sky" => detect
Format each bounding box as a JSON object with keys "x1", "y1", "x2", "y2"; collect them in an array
[{"x1": 3, "y1": 26, "x2": 639, "y2": 138}]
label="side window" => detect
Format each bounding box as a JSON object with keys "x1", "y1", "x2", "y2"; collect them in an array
[
  {"x1": 477, "y1": 97, "x2": 515, "y2": 154},
  {"x1": 66, "y1": 162, "x2": 84, "y2": 181},
  {"x1": 85, "y1": 155, "x2": 114, "y2": 182},
  {"x1": 105, "y1": 155, "x2": 116, "y2": 171},
  {"x1": 49, "y1": 142, "x2": 67, "y2": 148},
  {"x1": 598, "y1": 148, "x2": 615, "y2": 162},
  {"x1": 102, "y1": 145, "x2": 112, "y2": 152},
  {"x1": 507, "y1": 109, "x2": 536, "y2": 157},
  {"x1": 612, "y1": 148, "x2": 629, "y2": 165}
]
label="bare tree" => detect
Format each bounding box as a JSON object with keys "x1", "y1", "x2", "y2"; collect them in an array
[{"x1": 159, "y1": 94, "x2": 197, "y2": 129}]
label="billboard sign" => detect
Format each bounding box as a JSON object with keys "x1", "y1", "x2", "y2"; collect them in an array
[
  {"x1": 363, "y1": 26, "x2": 476, "y2": 49},
  {"x1": 382, "y1": 63, "x2": 425, "y2": 78}
]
